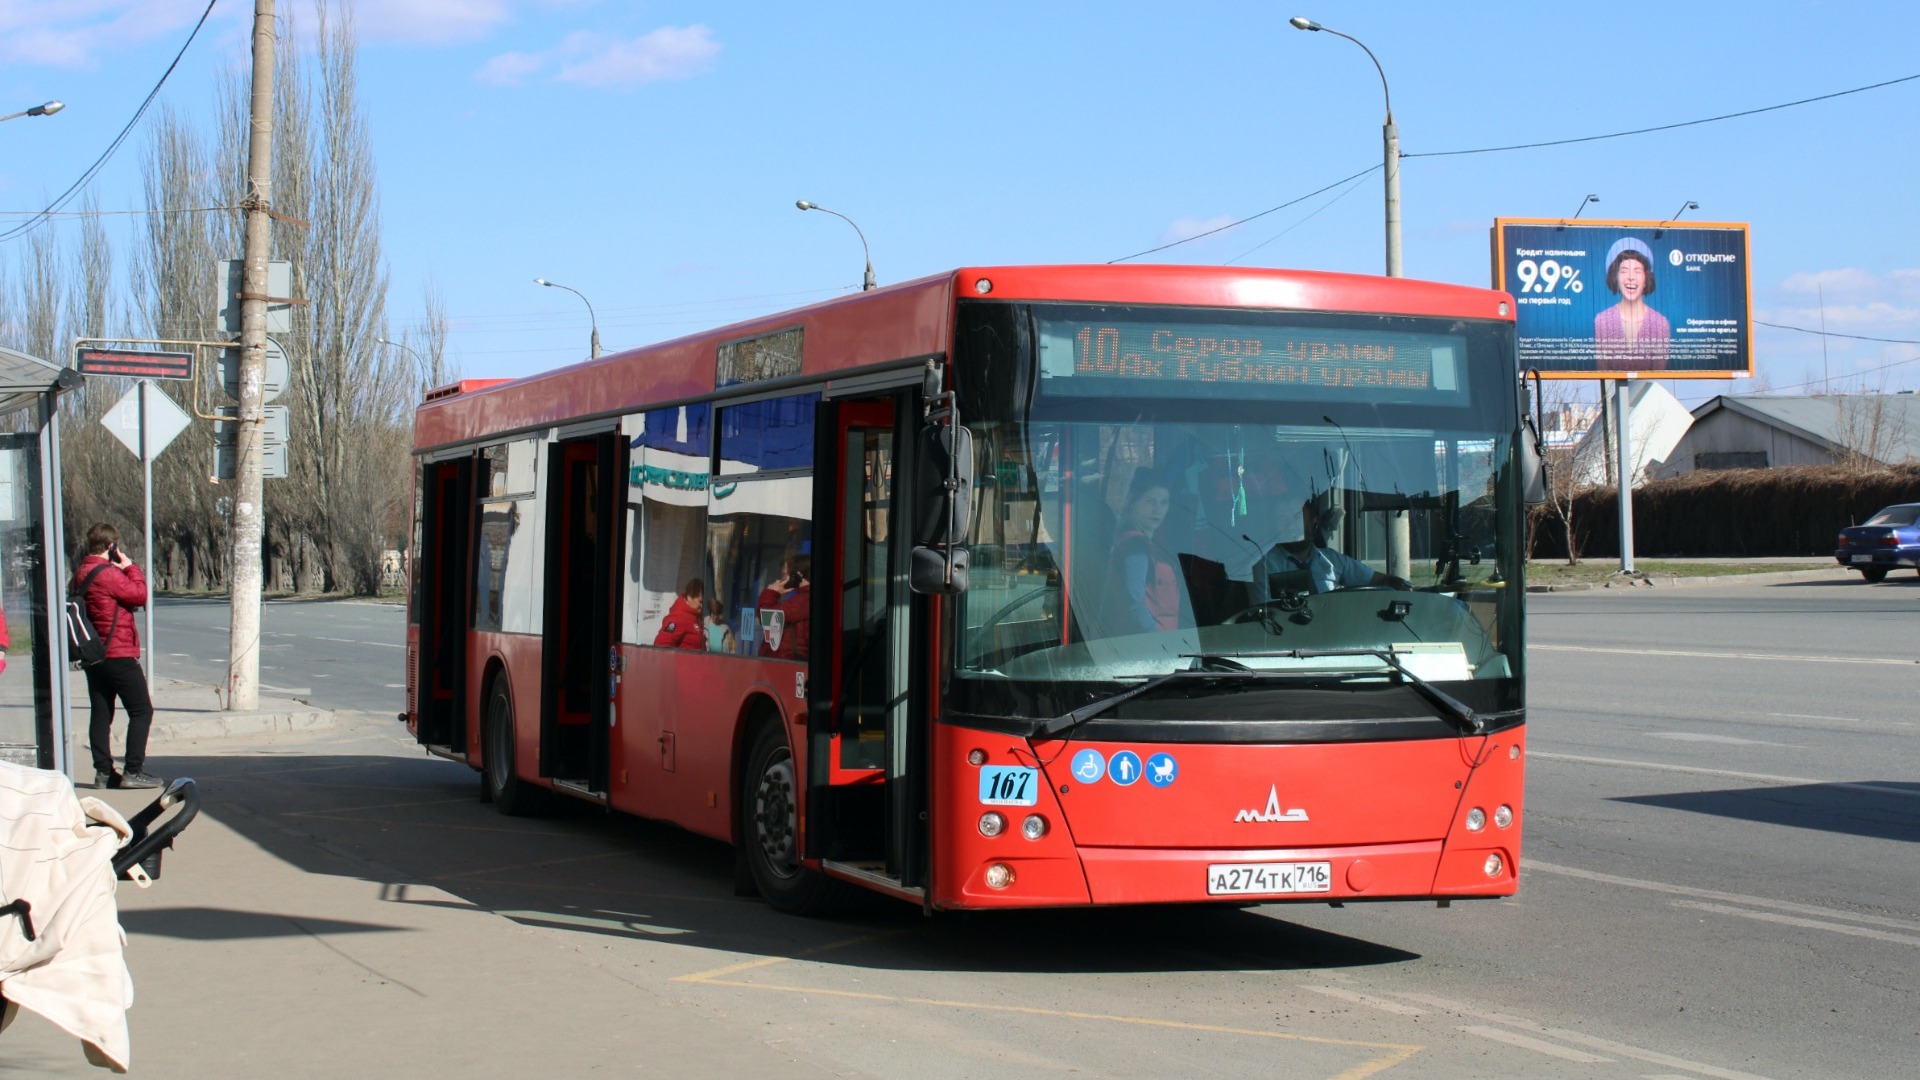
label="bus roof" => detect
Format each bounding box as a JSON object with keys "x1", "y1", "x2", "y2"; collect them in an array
[{"x1": 414, "y1": 264, "x2": 1514, "y2": 452}]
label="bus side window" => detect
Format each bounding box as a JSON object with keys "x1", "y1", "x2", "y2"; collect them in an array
[
  {"x1": 711, "y1": 393, "x2": 819, "y2": 660},
  {"x1": 628, "y1": 403, "x2": 713, "y2": 646}
]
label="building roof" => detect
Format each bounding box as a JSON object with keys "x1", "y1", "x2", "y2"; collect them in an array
[{"x1": 1689, "y1": 393, "x2": 1920, "y2": 465}]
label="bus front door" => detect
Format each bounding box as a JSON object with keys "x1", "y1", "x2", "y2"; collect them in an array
[
  {"x1": 415, "y1": 455, "x2": 473, "y2": 754},
  {"x1": 539, "y1": 432, "x2": 619, "y2": 797},
  {"x1": 810, "y1": 396, "x2": 927, "y2": 896}
]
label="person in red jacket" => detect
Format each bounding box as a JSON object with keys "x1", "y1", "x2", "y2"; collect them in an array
[
  {"x1": 73, "y1": 523, "x2": 162, "y2": 789},
  {"x1": 652, "y1": 578, "x2": 708, "y2": 650},
  {"x1": 756, "y1": 554, "x2": 811, "y2": 661}
]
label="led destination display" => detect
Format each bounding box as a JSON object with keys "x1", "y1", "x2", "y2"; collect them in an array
[{"x1": 1038, "y1": 314, "x2": 1465, "y2": 400}]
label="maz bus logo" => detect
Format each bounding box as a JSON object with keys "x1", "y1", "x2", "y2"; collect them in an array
[{"x1": 1235, "y1": 785, "x2": 1310, "y2": 823}]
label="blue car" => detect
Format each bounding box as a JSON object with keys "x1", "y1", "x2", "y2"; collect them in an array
[{"x1": 1835, "y1": 503, "x2": 1920, "y2": 582}]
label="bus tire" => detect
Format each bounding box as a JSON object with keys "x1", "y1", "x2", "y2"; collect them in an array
[
  {"x1": 741, "y1": 722, "x2": 844, "y2": 915},
  {"x1": 483, "y1": 677, "x2": 542, "y2": 816}
]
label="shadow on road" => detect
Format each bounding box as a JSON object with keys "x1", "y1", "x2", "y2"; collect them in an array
[
  {"x1": 152, "y1": 749, "x2": 1422, "y2": 977},
  {"x1": 1616, "y1": 782, "x2": 1920, "y2": 843}
]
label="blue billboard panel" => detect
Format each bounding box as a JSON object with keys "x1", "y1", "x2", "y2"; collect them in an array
[{"x1": 1493, "y1": 219, "x2": 1752, "y2": 379}]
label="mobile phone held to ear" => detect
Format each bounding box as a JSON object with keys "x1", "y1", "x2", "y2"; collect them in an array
[{"x1": 108, "y1": 542, "x2": 121, "y2": 562}]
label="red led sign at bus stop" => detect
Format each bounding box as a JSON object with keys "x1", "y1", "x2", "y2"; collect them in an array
[{"x1": 75, "y1": 347, "x2": 195, "y2": 381}]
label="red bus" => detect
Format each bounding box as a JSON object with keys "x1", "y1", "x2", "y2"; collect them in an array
[{"x1": 404, "y1": 265, "x2": 1534, "y2": 914}]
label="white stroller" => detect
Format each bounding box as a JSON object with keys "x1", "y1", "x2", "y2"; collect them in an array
[{"x1": 0, "y1": 761, "x2": 200, "y2": 1072}]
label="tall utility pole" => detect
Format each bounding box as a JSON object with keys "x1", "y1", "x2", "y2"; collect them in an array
[{"x1": 229, "y1": 0, "x2": 275, "y2": 710}]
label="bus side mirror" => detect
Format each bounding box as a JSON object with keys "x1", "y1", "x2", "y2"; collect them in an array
[
  {"x1": 1520, "y1": 417, "x2": 1548, "y2": 504},
  {"x1": 910, "y1": 423, "x2": 973, "y2": 594}
]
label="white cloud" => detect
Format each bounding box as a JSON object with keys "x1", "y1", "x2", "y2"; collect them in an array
[
  {"x1": 477, "y1": 24, "x2": 720, "y2": 89},
  {"x1": 0, "y1": 1, "x2": 238, "y2": 70},
  {"x1": 1157, "y1": 215, "x2": 1240, "y2": 247},
  {"x1": 354, "y1": 0, "x2": 512, "y2": 46}
]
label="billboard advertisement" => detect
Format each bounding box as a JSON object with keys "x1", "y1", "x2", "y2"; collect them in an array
[{"x1": 1492, "y1": 219, "x2": 1752, "y2": 379}]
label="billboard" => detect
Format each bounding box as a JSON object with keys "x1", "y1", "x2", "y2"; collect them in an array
[{"x1": 1492, "y1": 219, "x2": 1752, "y2": 379}]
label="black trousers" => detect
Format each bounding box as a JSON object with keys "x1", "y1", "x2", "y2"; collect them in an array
[{"x1": 84, "y1": 657, "x2": 153, "y2": 775}]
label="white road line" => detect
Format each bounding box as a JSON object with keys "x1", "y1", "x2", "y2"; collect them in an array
[
  {"x1": 1301, "y1": 985, "x2": 1425, "y2": 1016},
  {"x1": 1646, "y1": 732, "x2": 1802, "y2": 748},
  {"x1": 1391, "y1": 993, "x2": 1776, "y2": 1080},
  {"x1": 1672, "y1": 901, "x2": 1920, "y2": 948},
  {"x1": 1528, "y1": 861, "x2": 1920, "y2": 933},
  {"x1": 1459, "y1": 1025, "x2": 1611, "y2": 1063},
  {"x1": 1767, "y1": 712, "x2": 1864, "y2": 724},
  {"x1": 1533, "y1": 643, "x2": 1917, "y2": 666},
  {"x1": 315, "y1": 636, "x2": 404, "y2": 649},
  {"x1": 1529, "y1": 752, "x2": 1920, "y2": 799}
]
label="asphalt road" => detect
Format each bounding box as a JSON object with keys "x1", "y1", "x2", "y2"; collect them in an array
[
  {"x1": 123, "y1": 580, "x2": 1918, "y2": 1078},
  {"x1": 151, "y1": 595, "x2": 407, "y2": 715}
]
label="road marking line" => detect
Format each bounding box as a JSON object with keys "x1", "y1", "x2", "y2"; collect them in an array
[
  {"x1": 1391, "y1": 993, "x2": 1774, "y2": 1080},
  {"x1": 1646, "y1": 732, "x2": 1802, "y2": 748},
  {"x1": 1459, "y1": 1025, "x2": 1610, "y2": 1063},
  {"x1": 1528, "y1": 861, "x2": 1920, "y2": 933},
  {"x1": 1767, "y1": 712, "x2": 1866, "y2": 724},
  {"x1": 1672, "y1": 901, "x2": 1920, "y2": 947},
  {"x1": 1304, "y1": 985, "x2": 1425, "y2": 1015},
  {"x1": 1532, "y1": 643, "x2": 1917, "y2": 666},
  {"x1": 676, "y1": 937, "x2": 1421, "y2": 1078},
  {"x1": 1530, "y1": 752, "x2": 1920, "y2": 800},
  {"x1": 315, "y1": 635, "x2": 405, "y2": 649}
]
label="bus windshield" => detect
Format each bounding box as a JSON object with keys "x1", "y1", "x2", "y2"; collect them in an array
[{"x1": 950, "y1": 300, "x2": 1526, "y2": 725}]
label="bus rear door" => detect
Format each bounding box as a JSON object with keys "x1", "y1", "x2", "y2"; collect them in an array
[{"x1": 414, "y1": 454, "x2": 473, "y2": 754}]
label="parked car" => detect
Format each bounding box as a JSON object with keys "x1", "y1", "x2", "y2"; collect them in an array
[{"x1": 1835, "y1": 503, "x2": 1920, "y2": 582}]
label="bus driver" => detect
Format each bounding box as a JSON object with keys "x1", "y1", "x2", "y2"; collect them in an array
[{"x1": 1254, "y1": 497, "x2": 1410, "y2": 599}]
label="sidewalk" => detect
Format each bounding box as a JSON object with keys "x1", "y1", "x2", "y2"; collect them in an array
[
  {"x1": 1524, "y1": 556, "x2": 1860, "y2": 592},
  {"x1": 64, "y1": 674, "x2": 334, "y2": 781}
]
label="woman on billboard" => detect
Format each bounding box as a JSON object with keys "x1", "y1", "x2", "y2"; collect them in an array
[{"x1": 1593, "y1": 236, "x2": 1670, "y2": 370}]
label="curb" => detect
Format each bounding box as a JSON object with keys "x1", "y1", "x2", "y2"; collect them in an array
[
  {"x1": 151, "y1": 708, "x2": 336, "y2": 742},
  {"x1": 1526, "y1": 567, "x2": 1856, "y2": 593}
]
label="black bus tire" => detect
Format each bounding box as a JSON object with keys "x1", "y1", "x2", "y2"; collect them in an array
[
  {"x1": 741, "y1": 721, "x2": 845, "y2": 915},
  {"x1": 484, "y1": 678, "x2": 542, "y2": 816}
]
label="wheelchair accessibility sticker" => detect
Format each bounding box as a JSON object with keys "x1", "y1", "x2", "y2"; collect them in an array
[{"x1": 1071, "y1": 749, "x2": 1106, "y2": 785}]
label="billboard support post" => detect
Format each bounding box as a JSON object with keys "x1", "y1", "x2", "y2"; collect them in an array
[{"x1": 1615, "y1": 379, "x2": 1636, "y2": 574}]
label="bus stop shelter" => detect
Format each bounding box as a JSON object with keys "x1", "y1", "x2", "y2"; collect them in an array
[{"x1": 0, "y1": 345, "x2": 84, "y2": 771}]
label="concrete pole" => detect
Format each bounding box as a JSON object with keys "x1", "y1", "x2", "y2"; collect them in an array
[
  {"x1": 1615, "y1": 379, "x2": 1636, "y2": 574},
  {"x1": 228, "y1": 0, "x2": 274, "y2": 710},
  {"x1": 1383, "y1": 115, "x2": 1402, "y2": 279}
]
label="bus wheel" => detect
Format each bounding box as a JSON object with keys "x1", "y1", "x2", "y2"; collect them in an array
[
  {"x1": 484, "y1": 678, "x2": 541, "y2": 816},
  {"x1": 742, "y1": 722, "x2": 843, "y2": 915}
]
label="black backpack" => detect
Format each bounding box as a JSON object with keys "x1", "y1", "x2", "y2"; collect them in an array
[{"x1": 64, "y1": 564, "x2": 119, "y2": 669}]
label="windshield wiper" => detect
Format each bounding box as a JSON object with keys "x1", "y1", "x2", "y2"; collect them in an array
[
  {"x1": 1265, "y1": 647, "x2": 1485, "y2": 734},
  {"x1": 1036, "y1": 654, "x2": 1255, "y2": 739}
]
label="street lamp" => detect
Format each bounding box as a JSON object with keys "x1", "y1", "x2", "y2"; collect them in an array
[
  {"x1": 1571, "y1": 194, "x2": 1599, "y2": 219},
  {"x1": 1289, "y1": 17, "x2": 1400, "y2": 277},
  {"x1": 796, "y1": 200, "x2": 876, "y2": 291},
  {"x1": 1670, "y1": 200, "x2": 1699, "y2": 221},
  {"x1": 377, "y1": 337, "x2": 432, "y2": 393},
  {"x1": 533, "y1": 277, "x2": 600, "y2": 359},
  {"x1": 0, "y1": 100, "x2": 64, "y2": 123}
]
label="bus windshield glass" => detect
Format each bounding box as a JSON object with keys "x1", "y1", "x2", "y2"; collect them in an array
[{"x1": 950, "y1": 301, "x2": 1525, "y2": 724}]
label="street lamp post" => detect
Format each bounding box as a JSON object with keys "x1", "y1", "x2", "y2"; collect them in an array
[
  {"x1": 377, "y1": 336, "x2": 431, "y2": 394},
  {"x1": 795, "y1": 200, "x2": 876, "y2": 290},
  {"x1": 1572, "y1": 193, "x2": 1600, "y2": 219},
  {"x1": 533, "y1": 278, "x2": 600, "y2": 359},
  {"x1": 0, "y1": 100, "x2": 64, "y2": 123},
  {"x1": 1289, "y1": 17, "x2": 1399, "y2": 277}
]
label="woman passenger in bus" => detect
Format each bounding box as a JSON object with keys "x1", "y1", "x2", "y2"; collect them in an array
[
  {"x1": 759, "y1": 554, "x2": 812, "y2": 661},
  {"x1": 653, "y1": 578, "x2": 708, "y2": 650},
  {"x1": 1103, "y1": 469, "x2": 1189, "y2": 635}
]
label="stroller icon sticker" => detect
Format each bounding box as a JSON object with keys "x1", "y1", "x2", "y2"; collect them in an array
[{"x1": 1070, "y1": 749, "x2": 1105, "y2": 785}]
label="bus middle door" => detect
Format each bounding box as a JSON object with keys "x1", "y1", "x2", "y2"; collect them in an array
[{"x1": 809, "y1": 396, "x2": 925, "y2": 896}]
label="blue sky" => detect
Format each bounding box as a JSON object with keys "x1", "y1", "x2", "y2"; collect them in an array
[{"x1": 4, "y1": 0, "x2": 1918, "y2": 407}]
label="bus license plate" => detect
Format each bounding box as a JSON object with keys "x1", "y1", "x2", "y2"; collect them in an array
[
  {"x1": 978, "y1": 766, "x2": 1039, "y2": 806},
  {"x1": 1206, "y1": 862, "x2": 1332, "y2": 896}
]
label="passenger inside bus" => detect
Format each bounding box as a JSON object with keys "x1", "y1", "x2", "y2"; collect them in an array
[
  {"x1": 1101, "y1": 468, "x2": 1192, "y2": 636},
  {"x1": 1254, "y1": 496, "x2": 1411, "y2": 599},
  {"x1": 757, "y1": 554, "x2": 812, "y2": 660}
]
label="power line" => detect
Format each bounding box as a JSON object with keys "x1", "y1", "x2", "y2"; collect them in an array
[
  {"x1": 0, "y1": 0, "x2": 220, "y2": 244},
  {"x1": 1756, "y1": 319, "x2": 1920, "y2": 345},
  {"x1": 1407, "y1": 72, "x2": 1920, "y2": 159},
  {"x1": 0, "y1": 205, "x2": 237, "y2": 219},
  {"x1": 1109, "y1": 164, "x2": 1381, "y2": 263},
  {"x1": 1224, "y1": 167, "x2": 1375, "y2": 265}
]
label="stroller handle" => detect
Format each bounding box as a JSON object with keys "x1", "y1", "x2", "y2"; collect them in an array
[{"x1": 113, "y1": 778, "x2": 201, "y2": 880}]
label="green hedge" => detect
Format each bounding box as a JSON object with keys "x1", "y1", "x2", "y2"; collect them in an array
[{"x1": 1531, "y1": 464, "x2": 1920, "y2": 559}]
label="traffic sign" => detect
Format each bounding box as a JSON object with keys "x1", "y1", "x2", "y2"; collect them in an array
[
  {"x1": 213, "y1": 405, "x2": 290, "y2": 447},
  {"x1": 218, "y1": 259, "x2": 294, "y2": 334},
  {"x1": 218, "y1": 338, "x2": 289, "y2": 402},
  {"x1": 214, "y1": 440, "x2": 288, "y2": 480},
  {"x1": 77, "y1": 346, "x2": 194, "y2": 381},
  {"x1": 102, "y1": 381, "x2": 194, "y2": 460}
]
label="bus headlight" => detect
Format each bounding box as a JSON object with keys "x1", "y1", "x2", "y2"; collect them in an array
[
  {"x1": 1021, "y1": 814, "x2": 1048, "y2": 840},
  {"x1": 984, "y1": 863, "x2": 1015, "y2": 889},
  {"x1": 978, "y1": 812, "x2": 1006, "y2": 838},
  {"x1": 1484, "y1": 853, "x2": 1504, "y2": 878},
  {"x1": 1465, "y1": 807, "x2": 1486, "y2": 832},
  {"x1": 1493, "y1": 805, "x2": 1513, "y2": 829}
]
